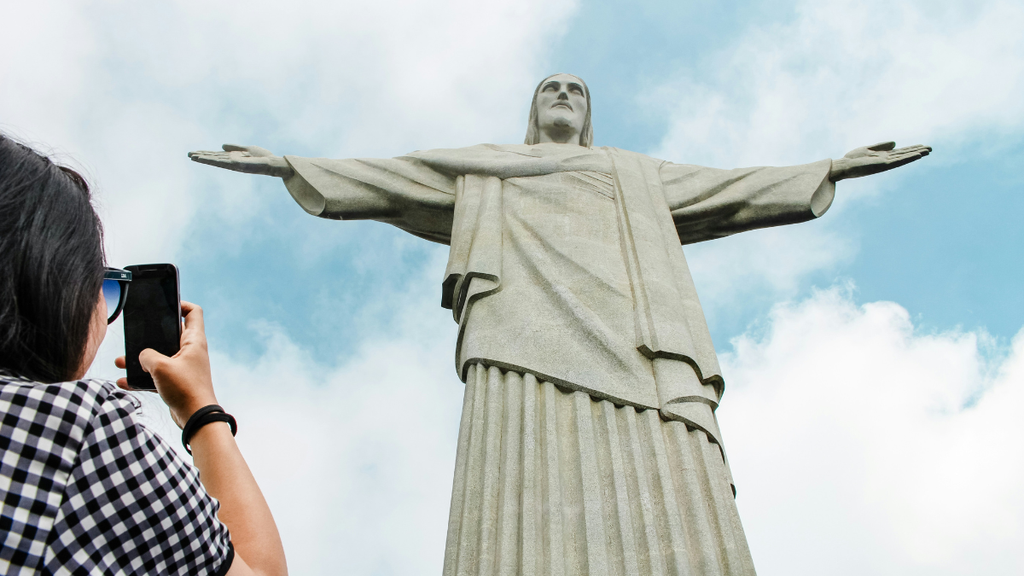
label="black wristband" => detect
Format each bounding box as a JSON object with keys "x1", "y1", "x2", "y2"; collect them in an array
[{"x1": 182, "y1": 404, "x2": 237, "y2": 454}]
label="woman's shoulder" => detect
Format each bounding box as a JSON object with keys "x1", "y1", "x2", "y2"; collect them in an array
[
  {"x1": 1, "y1": 372, "x2": 233, "y2": 574},
  {"x1": 0, "y1": 371, "x2": 141, "y2": 450}
]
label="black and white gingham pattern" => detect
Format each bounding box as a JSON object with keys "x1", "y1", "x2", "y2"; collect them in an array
[{"x1": 0, "y1": 371, "x2": 232, "y2": 575}]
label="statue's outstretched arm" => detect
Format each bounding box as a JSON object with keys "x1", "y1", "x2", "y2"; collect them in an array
[
  {"x1": 188, "y1": 144, "x2": 294, "y2": 178},
  {"x1": 829, "y1": 141, "x2": 931, "y2": 182}
]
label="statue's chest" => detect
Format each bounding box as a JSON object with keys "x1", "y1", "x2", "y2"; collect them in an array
[{"x1": 500, "y1": 171, "x2": 627, "y2": 290}]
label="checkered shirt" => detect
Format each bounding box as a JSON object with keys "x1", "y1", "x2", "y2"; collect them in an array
[{"x1": 0, "y1": 370, "x2": 233, "y2": 575}]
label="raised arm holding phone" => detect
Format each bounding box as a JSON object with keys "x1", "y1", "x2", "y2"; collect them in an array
[
  {"x1": 115, "y1": 300, "x2": 287, "y2": 576},
  {"x1": 0, "y1": 134, "x2": 287, "y2": 576}
]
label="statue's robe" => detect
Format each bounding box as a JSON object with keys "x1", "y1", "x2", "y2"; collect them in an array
[{"x1": 282, "y1": 143, "x2": 834, "y2": 576}]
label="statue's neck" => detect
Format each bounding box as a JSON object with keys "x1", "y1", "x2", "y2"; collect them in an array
[{"x1": 537, "y1": 127, "x2": 581, "y2": 146}]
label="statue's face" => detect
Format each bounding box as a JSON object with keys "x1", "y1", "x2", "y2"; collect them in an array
[{"x1": 535, "y1": 74, "x2": 588, "y2": 143}]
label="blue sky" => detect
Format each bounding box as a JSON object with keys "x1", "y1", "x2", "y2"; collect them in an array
[
  {"x1": 3, "y1": 0, "x2": 1023, "y2": 574},
  {"x1": 171, "y1": 0, "x2": 1024, "y2": 364}
]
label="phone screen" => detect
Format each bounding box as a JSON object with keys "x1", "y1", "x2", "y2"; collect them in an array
[{"x1": 123, "y1": 264, "x2": 181, "y2": 390}]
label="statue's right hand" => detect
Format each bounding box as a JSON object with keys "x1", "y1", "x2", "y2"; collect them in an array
[{"x1": 188, "y1": 144, "x2": 294, "y2": 178}]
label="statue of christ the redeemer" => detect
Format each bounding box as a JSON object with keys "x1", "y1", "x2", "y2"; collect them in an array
[{"x1": 190, "y1": 74, "x2": 930, "y2": 576}]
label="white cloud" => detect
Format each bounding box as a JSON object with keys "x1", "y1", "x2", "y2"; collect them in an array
[
  {"x1": 658, "y1": 0, "x2": 1024, "y2": 312},
  {"x1": 655, "y1": 0, "x2": 1024, "y2": 168},
  {"x1": 203, "y1": 320, "x2": 464, "y2": 576},
  {"x1": 718, "y1": 286, "x2": 1024, "y2": 575},
  {"x1": 686, "y1": 220, "x2": 857, "y2": 326},
  {"x1": 1, "y1": 0, "x2": 579, "y2": 265}
]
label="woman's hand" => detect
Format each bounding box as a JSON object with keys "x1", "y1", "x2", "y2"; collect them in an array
[
  {"x1": 115, "y1": 301, "x2": 219, "y2": 428},
  {"x1": 116, "y1": 301, "x2": 288, "y2": 576}
]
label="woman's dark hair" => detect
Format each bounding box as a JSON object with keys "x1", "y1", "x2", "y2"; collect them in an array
[{"x1": 0, "y1": 134, "x2": 105, "y2": 382}]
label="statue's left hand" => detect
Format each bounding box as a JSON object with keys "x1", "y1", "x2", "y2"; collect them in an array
[
  {"x1": 829, "y1": 141, "x2": 932, "y2": 182},
  {"x1": 188, "y1": 144, "x2": 295, "y2": 178}
]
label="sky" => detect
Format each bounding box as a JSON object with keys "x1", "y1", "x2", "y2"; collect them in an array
[{"x1": 2, "y1": 0, "x2": 1022, "y2": 574}]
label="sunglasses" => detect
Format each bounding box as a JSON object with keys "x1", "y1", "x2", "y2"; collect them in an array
[{"x1": 103, "y1": 267, "x2": 132, "y2": 324}]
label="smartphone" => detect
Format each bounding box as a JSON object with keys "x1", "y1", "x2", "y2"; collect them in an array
[{"x1": 123, "y1": 264, "x2": 181, "y2": 390}]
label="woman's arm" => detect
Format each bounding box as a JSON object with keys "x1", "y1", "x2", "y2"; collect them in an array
[
  {"x1": 117, "y1": 301, "x2": 287, "y2": 576},
  {"x1": 190, "y1": 422, "x2": 285, "y2": 576}
]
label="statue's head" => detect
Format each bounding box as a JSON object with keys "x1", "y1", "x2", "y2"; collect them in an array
[{"x1": 525, "y1": 73, "x2": 593, "y2": 148}]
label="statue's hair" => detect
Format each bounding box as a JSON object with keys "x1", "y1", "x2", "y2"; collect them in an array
[{"x1": 524, "y1": 73, "x2": 593, "y2": 148}]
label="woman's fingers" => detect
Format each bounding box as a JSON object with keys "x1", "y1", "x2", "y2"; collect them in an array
[
  {"x1": 138, "y1": 348, "x2": 170, "y2": 376},
  {"x1": 181, "y1": 299, "x2": 200, "y2": 320},
  {"x1": 114, "y1": 356, "x2": 129, "y2": 390},
  {"x1": 171, "y1": 301, "x2": 208, "y2": 358},
  {"x1": 180, "y1": 301, "x2": 207, "y2": 338}
]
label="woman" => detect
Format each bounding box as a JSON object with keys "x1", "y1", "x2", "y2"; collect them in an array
[{"x1": 0, "y1": 134, "x2": 287, "y2": 575}]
